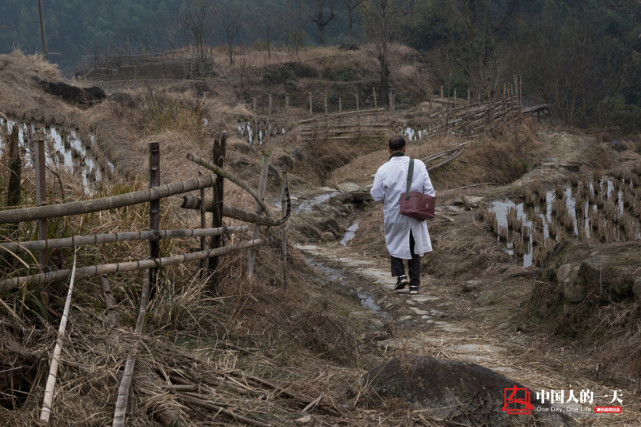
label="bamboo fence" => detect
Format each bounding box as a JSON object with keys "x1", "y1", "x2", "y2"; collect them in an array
[
  {"x1": 0, "y1": 134, "x2": 291, "y2": 424},
  {"x1": 407, "y1": 94, "x2": 521, "y2": 140},
  {"x1": 297, "y1": 108, "x2": 387, "y2": 143}
]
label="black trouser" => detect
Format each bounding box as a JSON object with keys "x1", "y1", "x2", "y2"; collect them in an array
[{"x1": 390, "y1": 231, "x2": 420, "y2": 287}]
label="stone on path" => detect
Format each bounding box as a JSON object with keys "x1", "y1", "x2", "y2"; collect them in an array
[{"x1": 362, "y1": 356, "x2": 577, "y2": 426}]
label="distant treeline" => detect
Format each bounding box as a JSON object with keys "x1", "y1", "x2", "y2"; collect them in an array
[
  {"x1": 0, "y1": 0, "x2": 363, "y2": 71},
  {"x1": 2, "y1": 0, "x2": 641, "y2": 132}
]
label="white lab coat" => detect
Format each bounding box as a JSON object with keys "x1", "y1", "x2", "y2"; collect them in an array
[{"x1": 370, "y1": 155, "x2": 435, "y2": 259}]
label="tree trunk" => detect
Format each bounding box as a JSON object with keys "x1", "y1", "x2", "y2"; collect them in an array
[
  {"x1": 378, "y1": 54, "x2": 390, "y2": 106},
  {"x1": 227, "y1": 35, "x2": 234, "y2": 65}
]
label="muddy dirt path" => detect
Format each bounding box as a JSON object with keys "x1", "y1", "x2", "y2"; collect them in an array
[{"x1": 295, "y1": 130, "x2": 641, "y2": 426}]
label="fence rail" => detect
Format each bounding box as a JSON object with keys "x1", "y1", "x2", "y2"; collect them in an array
[{"x1": 0, "y1": 133, "x2": 290, "y2": 290}]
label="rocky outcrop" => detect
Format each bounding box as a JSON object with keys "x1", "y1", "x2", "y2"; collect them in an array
[
  {"x1": 530, "y1": 238, "x2": 641, "y2": 335},
  {"x1": 362, "y1": 356, "x2": 576, "y2": 426},
  {"x1": 536, "y1": 238, "x2": 641, "y2": 304}
]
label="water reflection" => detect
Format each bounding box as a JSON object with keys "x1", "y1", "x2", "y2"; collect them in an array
[
  {"x1": 489, "y1": 178, "x2": 641, "y2": 267},
  {"x1": 0, "y1": 118, "x2": 115, "y2": 192}
]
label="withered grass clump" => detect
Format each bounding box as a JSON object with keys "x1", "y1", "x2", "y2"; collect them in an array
[
  {"x1": 505, "y1": 206, "x2": 518, "y2": 230},
  {"x1": 523, "y1": 184, "x2": 537, "y2": 207},
  {"x1": 482, "y1": 209, "x2": 498, "y2": 233}
]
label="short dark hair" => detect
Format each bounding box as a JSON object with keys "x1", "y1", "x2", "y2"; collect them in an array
[{"x1": 388, "y1": 136, "x2": 406, "y2": 151}]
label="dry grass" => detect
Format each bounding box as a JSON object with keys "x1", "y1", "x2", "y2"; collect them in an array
[{"x1": 0, "y1": 165, "x2": 382, "y2": 425}]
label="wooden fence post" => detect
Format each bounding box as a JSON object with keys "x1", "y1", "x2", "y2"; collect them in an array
[
  {"x1": 209, "y1": 132, "x2": 226, "y2": 287},
  {"x1": 373, "y1": 87, "x2": 377, "y2": 108},
  {"x1": 285, "y1": 94, "x2": 289, "y2": 112},
  {"x1": 7, "y1": 126, "x2": 21, "y2": 208},
  {"x1": 355, "y1": 93, "x2": 359, "y2": 111},
  {"x1": 34, "y1": 130, "x2": 48, "y2": 271},
  {"x1": 248, "y1": 150, "x2": 271, "y2": 276},
  {"x1": 148, "y1": 142, "x2": 160, "y2": 295},
  {"x1": 324, "y1": 94, "x2": 328, "y2": 115},
  {"x1": 339, "y1": 97, "x2": 342, "y2": 112},
  {"x1": 199, "y1": 172, "x2": 206, "y2": 278},
  {"x1": 268, "y1": 93, "x2": 272, "y2": 116},
  {"x1": 309, "y1": 92, "x2": 313, "y2": 116},
  {"x1": 252, "y1": 99, "x2": 258, "y2": 144}
]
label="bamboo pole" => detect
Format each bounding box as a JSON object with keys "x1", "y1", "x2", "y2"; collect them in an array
[
  {"x1": 0, "y1": 233, "x2": 279, "y2": 291},
  {"x1": 0, "y1": 175, "x2": 216, "y2": 224},
  {"x1": 40, "y1": 249, "x2": 78, "y2": 423},
  {"x1": 148, "y1": 142, "x2": 160, "y2": 294},
  {"x1": 0, "y1": 226, "x2": 249, "y2": 253},
  {"x1": 186, "y1": 153, "x2": 272, "y2": 218},
  {"x1": 112, "y1": 273, "x2": 151, "y2": 427},
  {"x1": 248, "y1": 151, "x2": 271, "y2": 276},
  {"x1": 181, "y1": 197, "x2": 290, "y2": 226},
  {"x1": 199, "y1": 173, "x2": 206, "y2": 276},
  {"x1": 34, "y1": 130, "x2": 48, "y2": 270}
]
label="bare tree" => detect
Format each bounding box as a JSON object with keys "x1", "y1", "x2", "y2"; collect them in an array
[
  {"x1": 344, "y1": 0, "x2": 365, "y2": 41},
  {"x1": 264, "y1": 17, "x2": 274, "y2": 58},
  {"x1": 444, "y1": 0, "x2": 505, "y2": 100},
  {"x1": 219, "y1": 0, "x2": 244, "y2": 65},
  {"x1": 181, "y1": 0, "x2": 217, "y2": 61},
  {"x1": 312, "y1": 0, "x2": 337, "y2": 46},
  {"x1": 361, "y1": 0, "x2": 404, "y2": 104},
  {"x1": 232, "y1": 46, "x2": 257, "y2": 101},
  {"x1": 166, "y1": 19, "x2": 182, "y2": 50},
  {"x1": 283, "y1": 2, "x2": 306, "y2": 53}
]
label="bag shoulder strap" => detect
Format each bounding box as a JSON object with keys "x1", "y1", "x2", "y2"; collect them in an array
[{"x1": 405, "y1": 158, "x2": 414, "y2": 200}]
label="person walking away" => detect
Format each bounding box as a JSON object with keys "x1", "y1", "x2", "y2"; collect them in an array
[{"x1": 370, "y1": 136, "x2": 435, "y2": 295}]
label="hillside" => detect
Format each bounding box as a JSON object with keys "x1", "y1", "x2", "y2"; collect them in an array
[{"x1": 1, "y1": 46, "x2": 641, "y2": 426}]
